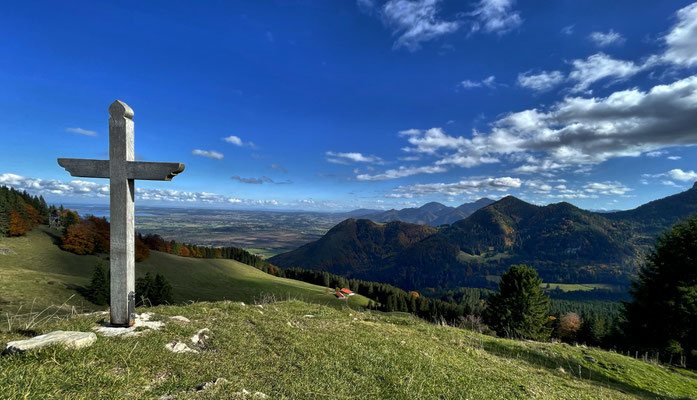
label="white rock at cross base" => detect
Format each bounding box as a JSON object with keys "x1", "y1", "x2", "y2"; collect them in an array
[
  {"x1": 4, "y1": 331, "x2": 96, "y2": 354},
  {"x1": 93, "y1": 312, "x2": 164, "y2": 337}
]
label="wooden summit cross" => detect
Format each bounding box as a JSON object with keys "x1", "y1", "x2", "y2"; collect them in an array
[{"x1": 58, "y1": 100, "x2": 185, "y2": 327}]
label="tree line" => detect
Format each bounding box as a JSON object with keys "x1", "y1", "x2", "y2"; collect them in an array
[{"x1": 0, "y1": 186, "x2": 48, "y2": 236}]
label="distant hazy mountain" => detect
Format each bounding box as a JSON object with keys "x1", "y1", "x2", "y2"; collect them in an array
[
  {"x1": 355, "y1": 198, "x2": 495, "y2": 226},
  {"x1": 270, "y1": 183, "x2": 697, "y2": 290}
]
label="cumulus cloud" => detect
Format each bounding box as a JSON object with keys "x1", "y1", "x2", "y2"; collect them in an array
[
  {"x1": 356, "y1": 165, "x2": 446, "y2": 181},
  {"x1": 543, "y1": 181, "x2": 631, "y2": 199},
  {"x1": 517, "y1": 70, "x2": 564, "y2": 92},
  {"x1": 588, "y1": 30, "x2": 625, "y2": 47},
  {"x1": 460, "y1": 75, "x2": 497, "y2": 89},
  {"x1": 668, "y1": 168, "x2": 697, "y2": 182},
  {"x1": 381, "y1": 0, "x2": 460, "y2": 51},
  {"x1": 396, "y1": 74, "x2": 697, "y2": 174},
  {"x1": 568, "y1": 53, "x2": 643, "y2": 93},
  {"x1": 660, "y1": 2, "x2": 697, "y2": 67},
  {"x1": 469, "y1": 0, "x2": 522, "y2": 35},
  {"x1": 388, "y1": 176, "x2": 522, "y2": 198},
  {"x1": 668, "y1": 155, "x2": 682, "y2": 160},
  {"x1": 223, "y1": 135, "x2": 255, "y2": 147},
  {"x1": 326, "y1": 151, "x2": 383, "y2": 164},
  {"x1": 66, "y1": 127, "x2": 98, "y2": 137},
  {"x1": 583, "y1": 181, "x2": 631, "y2": 195},
  {"x1": 192, "y1": 149, "x2": 224, "y2": 160}
]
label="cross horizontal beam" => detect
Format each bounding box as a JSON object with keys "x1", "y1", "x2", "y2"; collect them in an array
[{"x1": 58, "y1": 158, "x2": 185, "y2": 181}]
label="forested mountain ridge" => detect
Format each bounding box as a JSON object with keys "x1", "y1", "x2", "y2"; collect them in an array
[
  {"x1": 270, "y1": 184, "x2": 697, "y2": 290},
  {"x1": 356, "y1": 198, "x2": 494, "y2": 226},
  {"x1": 605, "y1": 181, "x2": 697, "y2": 235},
  {"x1": 267, "y1": 219, "x2": 437, "y2": 277}
]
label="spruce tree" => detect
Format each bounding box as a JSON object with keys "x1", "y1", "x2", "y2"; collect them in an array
[
  {"x1": 485, "y1": 264, "x2": 551, "y2": 340},
  {"x1": 135, "y1": 273, "x2": 155, "y2": 306},
  {"x1": 86, "y1": 263, "x2": 110, "y2": 306},
  {"x1": 153, "y1": 273, "x2": 174, "y2": 305},
  {"x1": 620, "y1": 216, "x2": 697, "y2": 366}
]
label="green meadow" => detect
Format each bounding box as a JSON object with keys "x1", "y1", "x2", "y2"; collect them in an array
[
  {"x1": 1, "y1": 300, "x2": 696, "y2": 399},
  {"x1": 0, "y1": 227, "x2": 368, "y2": 320}
]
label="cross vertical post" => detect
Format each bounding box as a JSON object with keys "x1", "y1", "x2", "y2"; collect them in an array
[
  {"x1": 58, "y1": 100, "x2": 185, "y2": 328},
  {"x1": 108, "y1": 101, "x2": 135, "y2": 327}
]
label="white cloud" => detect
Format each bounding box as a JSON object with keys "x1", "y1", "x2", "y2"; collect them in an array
[
  {"x1": 192, "y1": 149, "x2": 224, "y2": 160},
  {"x1": 396, "y1": 74, "x2": 697, "y2": 173},
  {"x1": 645, "y1": 150, "x2": 666, "y2": 158},
  {"x1": 668, "y1": 155, "x2": 682, "y2": 160},
  {"x1": 356, "y1": 165, "x2": 446, "y2": 181},
  {"x1": 517, "y1": 70, "x2": 564, "y2": 92},
  {"x1": 66, "y1": 127, "x2": 97, "y2": 137},
  {"x1": 0, "y1": 173, "x2": 286, "y2": 206},
  {"x1": 222, "y1": 135, "x2": 254, "y2": 147},
  {"x1": 668, "y1": 168, "x2": 697, "y2": 182},
  {"x1": 661, "y1": 3, "x2": 697, "y2": 67},
  {"x1": 469, "y1": 0, "x2": 522, "y2": 35},
  {"x1": 583, "y1": 181, "x2": 631, "y2": 195},
  {"x1": 526, "y1": 180, "x2": 553, "y2": 193},
  {"x1": 388, "y1": 176, "x2": 522, "y2": 197},
  {"x1": 588, "y1": 30, "x2": 625, "y2": 47},
  {"x1": 381, "y1": 0, "x2": 460, "y2": 51},
  {"x1": 460, "y1": 75, "x2": 497, "y2": 89},
  {"x1": 561, "y1": 25, "x2": 574, "y2": 35},
  {"x1": 326, "y1": 151, "x2": 383, "y2": 164},
  {"x1": 400, "y1": 127, "x2": 469, "y2": 154},
  {"x1": 568, "y1": 53, "x2": 643, "y2": 93}
]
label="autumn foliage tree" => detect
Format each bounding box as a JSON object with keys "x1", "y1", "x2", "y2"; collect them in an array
[
  {"x1": 8, "y1": 210, "x2": 28, "y2": 236},
  {"x1": 557, "y1": 312, "x2": 581, "y2": 342},
  {"x1": 0, "y1": 186, "x2": 48, "y2": 236}
]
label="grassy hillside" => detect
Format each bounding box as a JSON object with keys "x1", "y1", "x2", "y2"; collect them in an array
[
  {"x1": 0, "y1": 226, "x2": 368, "y2": 317},
  {"x1": 2, "y1": 300, "x2": 696, "y2": 399}
]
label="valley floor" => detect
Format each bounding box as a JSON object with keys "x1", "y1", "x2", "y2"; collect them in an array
[{"x1": 1, "y1": 300, "x2": 696, "y2": 399}]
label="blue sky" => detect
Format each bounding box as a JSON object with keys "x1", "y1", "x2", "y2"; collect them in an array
[{"x1": 1, "y1": 0, "x2": 697, "y2": 211}]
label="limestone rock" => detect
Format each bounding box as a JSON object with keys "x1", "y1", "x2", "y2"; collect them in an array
[
  {"x1": 197, "y1": 377, "x2": 228, "y2": 391},
  {"x1": 0, "y1": 247, "x2": 16, "y2": 256},
  {"x1": 4, "y1": 331, "x2": 96, "y2": 354},
  {"x1": 93, "y1": 312, "x2": 164, "y2": 337},
  {"x1": 165, "y1": 340, "x2": 198, "y2": 354},
  {"x1": 170, "y1": 315, "x2": 190, "y2": 324},
  {"x1": 191, "y1": 328, "x2": 211, "y2": 347}
]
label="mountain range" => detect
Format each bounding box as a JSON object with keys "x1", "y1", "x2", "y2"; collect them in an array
[
  {"x1": 270, "y1": 182, "x2": 697, "y2": 290},
  {"x1": 354, "y1": 198, "x2": 495, "y2": 226}
]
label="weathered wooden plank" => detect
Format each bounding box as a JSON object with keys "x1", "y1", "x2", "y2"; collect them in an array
[
  {"x1": 57, "y1": 159, "x2": 185, "y2": 181},
  {"x1": 127, "y1": 161, "x2": 185, "y2": 181},
  {"x1": 57, "y1": 158, "x2": 109, "y2": 178}
]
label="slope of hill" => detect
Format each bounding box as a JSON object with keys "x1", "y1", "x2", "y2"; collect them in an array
[
  {"x1": 0, "y1": 226, "x2": 368, "y2": 315},
  {"x1": 268, "y1": 219, "x2": 436, "y2": 277},
  {"x1": 606, "y1": 181, "x2": 697, "y2": 235},
  {"x1": 358, "y1": 198, "x2": 494, "y2": 226},
  {"x1": 272, "y1": 186, "x2": 697, "y2": 290},
  {"x1": 2, "y1": 299, "x2": 696, "y2": 399}
]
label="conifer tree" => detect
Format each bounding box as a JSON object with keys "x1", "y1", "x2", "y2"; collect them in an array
[
  {"x1": 620, "y1": 216, "x2": 697, "y2": 366},
  {"x1": 485, "y1": 264, "x2": 551, "y2": 340},
  {"x1": 86, "y1": 263, "x2": 110, "y2": 306}
]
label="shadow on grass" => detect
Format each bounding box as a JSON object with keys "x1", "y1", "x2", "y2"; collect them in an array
[
  {"x1": 43, "y1": 227, "x2": 63, "y2": 246},
  {"x1": 482, "y1": 340, "x2": 693, "y2": 400}
]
